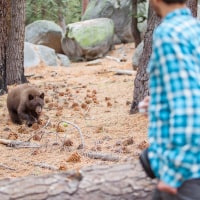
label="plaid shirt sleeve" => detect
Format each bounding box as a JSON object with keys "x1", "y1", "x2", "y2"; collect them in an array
[{"x1": 148, "y1": 26, "x2": 200, "y2": 187}]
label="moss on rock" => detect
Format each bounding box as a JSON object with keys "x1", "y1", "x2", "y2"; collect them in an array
[{"x1": 66, "y1": 18, "x2": 114, "y2": 48}]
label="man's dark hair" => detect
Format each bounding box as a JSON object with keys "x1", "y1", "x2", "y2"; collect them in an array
[{"x1": 163, "y1": 0, "x2": 187, "y2": 3}]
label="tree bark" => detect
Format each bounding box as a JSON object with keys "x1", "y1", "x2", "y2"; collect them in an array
[
  {"x1": 55, "y1": 0, "x2": 67, "y2": 32},
  {"x1": 130, "y1": 0, "x2": 197, "y2": 114},
  {"x1": 130, "y1": 6, "x2": 160, "y2": 114},
  {"x1": 6, "y1": 0, "x2": 27, "y2": 85},
  {"x1": 0, "y1": 161, "x2": 156, "y2": 200},
  {"x1": 186, "y1": 0, "x2": 197, "y2": 17},
  {"x1": 82, "y1": 0, "x2": 89, "y2": 15},
  {"x1": 132, "y1": 0, "x2": 141, "y2": 47},
  {"x1": 0, "y1": 0, "x2": 10, "y2": 94}
]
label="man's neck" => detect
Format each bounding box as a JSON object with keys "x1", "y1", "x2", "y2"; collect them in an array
[{"x1": 161, "y1": 3, "x2": 186, "y2": 18}]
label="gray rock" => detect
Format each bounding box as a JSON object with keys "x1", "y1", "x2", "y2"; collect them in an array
[
  {"x1": 132, "y1": 41, "x2": 144, "y2": 70},
  {"x1": 62, "y1": 18, "x2": 114, "y2": 61},
  {"x1": 82, "y1": 0, "x2": 148, "y2": 44},
  {"x1": 25, "y1": 20, "x2": 64, "y2": 53},
  {"x1": 57, "y1": 54, "x2": 71, "y2": 67},
  {"x1": 38, "y1": 45, "x2": 58, "y2": 66},
  {"x1": 82, "y1": 0, "x2": 133, "y2": 44},
  {"x1": 24, "y1": 42, "x2": 71, "y2": 68},
  {"x1": 24, "y1": 42, "x2": 40, "y2": 67}
]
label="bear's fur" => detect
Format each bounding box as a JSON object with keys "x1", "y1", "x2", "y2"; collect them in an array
[{"x1": 7, "y1": 84, "x2": 44, "y2": 126}]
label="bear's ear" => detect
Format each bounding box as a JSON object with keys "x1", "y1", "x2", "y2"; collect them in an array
[
  {"x1": 28, "y1": 94, "x2": 34, "y2": 100},
  {"x1": 40, "y1": 93, "x2": 44, "y2": 99}
]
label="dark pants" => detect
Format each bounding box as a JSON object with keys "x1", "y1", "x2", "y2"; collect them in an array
[
  {"x1": 139, "y1": 149, "x2": 200, "y2": 200},
  {"x1": 152, "y1": 178, "x2": 200, "y2": 200}
]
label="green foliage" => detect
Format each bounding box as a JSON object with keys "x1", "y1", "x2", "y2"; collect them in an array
[
  {"x1": 65, "y1": 0, "x2": 82, "y2": 24},
  {"x1": 25, "y1": 0, "x2": 82, "y2": 25}
]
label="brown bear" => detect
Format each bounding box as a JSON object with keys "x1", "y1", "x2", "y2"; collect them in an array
[{"x1": 7, "y1": 84, "x2": 45, "y2": 126}]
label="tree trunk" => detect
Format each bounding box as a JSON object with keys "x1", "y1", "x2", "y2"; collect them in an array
[
  {"x1": 6, "y1": 0, "x2": 27, "y2": 85},
  {"x1": 130, "y1": 0, "x2": 197, "y2": 114},
  {"x1": 130, "y1": 6, "x2": 160, "y2": 114},
  {"x1": 132, "y1": 0, "x2": 141, "y2": 47},
  {"x1": 82, "y1": 0, "x2": 89, "y2": 15},
  {"x1": 55, "y1": 0, "x2": 67, "y2": 32},
  {"x1": 186, "y1": 0, "x2": 197, "y2": 17},
  {"x1": 0, "y1": 0, "x2": 10, "y2": 94},
  {"x1": 58, "y1": 11, "x2": 66, "y2": 32},
  {"x1": 0, "y1": 161, "x2": 156, "y2": 199}
]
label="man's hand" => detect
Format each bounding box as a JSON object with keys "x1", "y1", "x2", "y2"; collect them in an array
[
  {"x1": 138, "y1": 96, "x2": 150, "y2": 116},
  {"x1": 157, "y1": 181, "x2": 178, "y2": 195}
]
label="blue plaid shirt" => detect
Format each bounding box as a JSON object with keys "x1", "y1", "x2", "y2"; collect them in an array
[{"x1": 147, "y1": 8, "x2": 200, "y2": 188}]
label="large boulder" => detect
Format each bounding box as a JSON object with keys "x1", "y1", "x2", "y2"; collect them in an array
[
  {"x1": 62, "y1": 18, "x2": 114, "y2": 61},
  {"x1": 25, "y1": 20, "x2": 64, "y2": 53},
  {"x1": 82, "y1": 0, "x2": 133, "y2": 44},
  {"x1": 24, "y1": 42, "x2": 70, "y2": 68},
  {"x1": 82, "y1": 0, "x2": 148, "y2": 44}
]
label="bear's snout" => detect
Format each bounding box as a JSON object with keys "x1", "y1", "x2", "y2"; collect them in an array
[{"x1": 35, "y1": 105, "x2": 42, "y2": 114}]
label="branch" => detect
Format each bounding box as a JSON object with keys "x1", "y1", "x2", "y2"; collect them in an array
[
  {"x1": 58, "y1": 120, "x2": 85, "y2": 148},
  {"x1": 82, "y1": 151, "x2": 120, "y2": 161},
  {"x1": 0, "y1": 163, "x2": 15, "y2": 171},
  {"x1": 0, "y1": 139, "x2": 40, "y2": 148},
  {"x1": 111, "y1": 69, "x2": 137, "y2": 76},
  {"x1": 105, "y1": 56, "x2": 126, "y2": 63}
]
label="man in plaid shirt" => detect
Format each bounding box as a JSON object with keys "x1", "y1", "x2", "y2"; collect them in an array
[{"x1": 139, "y1": 0, "x2": 200, "y2": 199}]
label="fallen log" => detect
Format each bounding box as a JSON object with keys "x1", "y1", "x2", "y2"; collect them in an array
[{"x1": 0, "y1": 161, "x2": 156, "y2": 200}]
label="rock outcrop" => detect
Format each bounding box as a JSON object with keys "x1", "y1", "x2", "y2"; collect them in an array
[
  {"x1": 24, "y1": 42, "x2": 70, "y2": 68},
  {"x1": 25, "y1": 20, "x2": 64, "y2": 53},
  {"x1": 82, "y1": 0, "x2": 133, "y2": 44},
  {"x1": 62, "y1": 18, "x2": 114, "y2": 61}
]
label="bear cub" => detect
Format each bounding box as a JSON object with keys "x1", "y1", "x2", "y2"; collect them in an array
[{"x1": 7, "y1": 84, "x2": 45, "y2": 126}]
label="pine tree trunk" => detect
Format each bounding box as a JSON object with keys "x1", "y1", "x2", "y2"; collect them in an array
[
  {"x1": 0, "y1": 161, "x2": 155, "y2": 200},
  {"x1": 82, "y1": 0, "x2": 89, "y2": 15},
  {"x1": 187, "y1": 0, "x2": 197, "y2": 16},
  {"x1": 130, "y1": 6, "x2": 160, "y2": 114},
  {"x1": 55, "y1": 0, "x2": 67, "y2": 32},
  {"x1": 6, "y1": 0, "x2": 27, "y2": 85},
  {"x1": 0, "y1": 0, "x2": 10, "y2": 94},
  {"x1": 132, "y1": 0, "x2": 141, "y2": 47},
  {"x1": 130, "y1": 0, "x2": 197, "y2": 114}
]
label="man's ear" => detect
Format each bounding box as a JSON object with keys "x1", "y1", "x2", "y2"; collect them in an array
[
  {"x1": 151, "y1": 0, "x2": 162, "y2": 4},
  {"x1": 150, "y1": 0, "x2": 163, "y2": 5}
]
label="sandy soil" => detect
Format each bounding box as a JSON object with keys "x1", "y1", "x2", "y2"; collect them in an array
[{"x1": 0, "y1": 42, "x2": 148, "y2": 179}]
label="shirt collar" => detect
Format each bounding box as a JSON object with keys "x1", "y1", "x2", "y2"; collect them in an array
[{"x1": 164, "y1": 8, "x2": 192, "y2": 21}]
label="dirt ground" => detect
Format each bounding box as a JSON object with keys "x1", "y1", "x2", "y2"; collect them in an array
[{"x1": 0, "y1": 42, "x2": 148, "y2": 179}]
